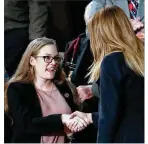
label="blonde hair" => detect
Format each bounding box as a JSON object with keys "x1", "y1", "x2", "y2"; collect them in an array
[
  {"x1": 5, "y1": 37, "x2": 66, "y2": 112},
  {"x1": 87, "y1": 5, "x2": 144, "y2": 82}
]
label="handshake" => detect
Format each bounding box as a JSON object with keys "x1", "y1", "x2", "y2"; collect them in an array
[{"x1": 61, "y1": 111, "x2": 93, "y2": 133}]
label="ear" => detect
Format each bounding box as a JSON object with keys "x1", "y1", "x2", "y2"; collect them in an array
[{"x1": 30, "y1": 56, "x2": 36, "y2": 66}]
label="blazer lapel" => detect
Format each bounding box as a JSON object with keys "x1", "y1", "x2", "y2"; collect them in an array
[
  {"x1": 27, "y1": 83, "x2": 42, "y2": 116},
  {"x1": 54, "y1": 82, "x2": 77, "y2": 112}
]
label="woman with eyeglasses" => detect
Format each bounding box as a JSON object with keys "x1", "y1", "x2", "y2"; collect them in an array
[{"x1": 4, "y1": 37, "x2": 91, "y2": 143}]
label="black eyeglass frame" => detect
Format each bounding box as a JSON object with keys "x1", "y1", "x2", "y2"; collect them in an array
[{"x1": 35, "y1": 55, "x2": 63, "y2": 63}]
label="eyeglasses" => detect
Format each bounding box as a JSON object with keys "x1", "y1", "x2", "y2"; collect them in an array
[{"x1": 35, "y1": 55, "x2": 62, "y2": 63}]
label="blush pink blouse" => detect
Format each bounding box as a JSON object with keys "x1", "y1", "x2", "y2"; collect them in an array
[{"x1": 36, "y1": 88, "x2": 72, "y2": 143}]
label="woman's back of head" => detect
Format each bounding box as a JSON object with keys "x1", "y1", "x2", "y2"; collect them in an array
[{"x1": 87, "y1": 5, "x2": 144, "y2": 82}]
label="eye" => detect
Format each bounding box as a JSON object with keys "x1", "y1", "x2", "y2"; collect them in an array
[
  {"x1": 54, "y1": 56, "x2": 62, "y2": 62},
  {"x1": 44, "y1": 56, "x2": 52, "y2": 62}
]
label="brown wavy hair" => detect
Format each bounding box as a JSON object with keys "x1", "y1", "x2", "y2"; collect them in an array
[
  {"x1": 4, "y1": 37, "x2": 66, "y2": 112},
  {"x1": 87, "y1": 5, "x2": 144, "y2": 82}
]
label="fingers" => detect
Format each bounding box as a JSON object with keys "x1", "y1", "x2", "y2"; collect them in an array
[
  {"x1": 67, "y1": 116, "x2": 88, "y2": 132},
  {"x1": 72, "y1": 125, "x2": 84, "y2": 132},
  {"x1": 130, "y1": 19, "x2": 144, "y2": 31},
  {"x1": 67, "y1": 119, "x2": 84, "y2": 133},
  {"x1": 71, "y1": 120, "x2": 81, "y2": 132},
  {"x1": 67, "y1": 119, "x2": 77, "y2": 130},
  {"x1": 64, "y1": 111, "x2": 91, "y2": 133},
  {"x1": 69, "y1": 111, "x2": 81, "y2": 119},
  {"x1": 69, "y1": 112, "x2": 77, "y2": 119},
  {"x1": 83, "y1": 116, "x2": 90, "y2": 125},
  {"x1": 69, "y1": 111, "x2": 83, "y2": 119},
  {"x1": 77, "y1": 85, "x2": 92, "y2": 95},
  {"x1": 70, "y1": 111, "x2": 90, "y2": 125},
  {"x1": 68, "y1": 116, "x2": 83, "y2": 130},
  {"x1": 76, "y1": 116, "x2": 87, "y2": 127},
  {"x1": 77, "y1": 85, "x2": 93, "y2": 102},
  {"x1": 71, "y1": 119, "x2": 86, "y2": 132},
  {"x1": 79, "y1": 92, "x2": 92, "y2": 102}
]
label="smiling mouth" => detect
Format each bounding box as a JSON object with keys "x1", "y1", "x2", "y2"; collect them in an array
[{"x1": 46, "y1": 68, "x2": 56, "y2": 73}]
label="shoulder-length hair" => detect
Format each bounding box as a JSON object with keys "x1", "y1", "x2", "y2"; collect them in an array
[{"x1": 87, "y1": 5, "x2": 144, "y2": 82}]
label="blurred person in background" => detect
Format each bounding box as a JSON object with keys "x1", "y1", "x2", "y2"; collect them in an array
[
  {"x1": 93, "y1": 0, "x2": 144, "y2": 40},
  {"x1": 4, "y1": 0, "x2": 49, "y2": 77}
]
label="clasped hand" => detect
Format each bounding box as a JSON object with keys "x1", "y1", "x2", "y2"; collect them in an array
[{"x1": 62, "y1": 111, "x2": 92, "y2": 133}]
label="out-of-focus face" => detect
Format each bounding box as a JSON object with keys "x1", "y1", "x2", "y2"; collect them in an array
[{"x1": 30, "y1": 44, "x2": 62, "y2": 80}]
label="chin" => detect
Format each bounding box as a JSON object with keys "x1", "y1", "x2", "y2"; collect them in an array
[{"x1": 46, "y1": 74, "x2": 55, "y2": 80}]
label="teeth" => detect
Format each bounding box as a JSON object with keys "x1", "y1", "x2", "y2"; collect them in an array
[{"x1": 47, "y1": 68, "x2": 55, "y2": 71}]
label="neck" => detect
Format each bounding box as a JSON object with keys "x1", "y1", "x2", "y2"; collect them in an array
[{"x1": 34, "y1": 76, "x2": 53, "y2": 91}]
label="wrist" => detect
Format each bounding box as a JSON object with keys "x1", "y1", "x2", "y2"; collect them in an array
[
  {"x1": 87, "y1": 113, "x2": 93, "y2": 124},
  {"x1": 61, "y1": 114, "x2": 66, "y2": 124}
]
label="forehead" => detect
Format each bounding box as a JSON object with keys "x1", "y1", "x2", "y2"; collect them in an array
[{"x1": 38, "y1": 44, "x2": 58, "y2": 55}]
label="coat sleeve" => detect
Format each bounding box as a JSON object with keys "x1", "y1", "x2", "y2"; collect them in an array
[
  {"x1": 7, "y1": 83, "x2": 64, "y2": 135},
  {"x1": 97, "y1": 54, "x2": 123, "y2": 143},
  {"x1": 28, "y1": 0, "x2": 49, "y2": 41},
  {"x1": 92, "y1": 81, "x2": 100, "y2": 99}
]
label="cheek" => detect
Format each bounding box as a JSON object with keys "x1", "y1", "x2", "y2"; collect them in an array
[{"x1": 34, "y1": 63, "x2": 46, "y2": 74}]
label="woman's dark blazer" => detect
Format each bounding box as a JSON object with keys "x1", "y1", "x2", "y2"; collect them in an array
[
  {"x1": 7, "y1": 80, "x2": 78, "y2": 143},
  {"x1": 92, "y1": 52, "x2": 144, "y2": 143}
]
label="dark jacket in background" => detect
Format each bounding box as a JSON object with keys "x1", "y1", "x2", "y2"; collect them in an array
[
  {"x1": 63, "y1": 33, "x2": 93, "y2": 86},
  {"x1": 63, "y1": 33, "x2": 98, "y2": 142},
  {"x1": 63, "y1": 33, "x2": 99, "y2": 112},
  {"x1": 92, "y1": 52, "x2": 144, "y2": 143},
  {"x1": 93, "y1": 0, "x2": 144, "y2": 22}
]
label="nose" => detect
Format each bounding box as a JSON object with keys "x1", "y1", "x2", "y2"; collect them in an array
[{"x1": 50, "y1": 58, "x2": 57, "y2": 66}]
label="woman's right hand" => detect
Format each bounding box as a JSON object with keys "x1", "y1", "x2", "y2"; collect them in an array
[{"x1": 61, "y1": 114, "x2": 88, "y2": 133}]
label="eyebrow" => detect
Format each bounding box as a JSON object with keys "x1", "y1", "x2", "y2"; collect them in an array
[{"x1": 44, "y1": 53, "x2": 59, "y2": 57}]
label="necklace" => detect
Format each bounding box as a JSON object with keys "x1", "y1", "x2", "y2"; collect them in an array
[
  {"x1": 48, "y1": 82, "x2": 54, "y2": 97},
  {"x1": 36, "y1": 82, "x2": 54, "y2": 97}
]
